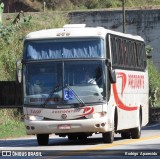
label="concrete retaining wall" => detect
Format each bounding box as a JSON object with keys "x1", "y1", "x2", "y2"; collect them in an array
[{"x1": 69, "y1": 9, "x2": 160, "y2": 70}]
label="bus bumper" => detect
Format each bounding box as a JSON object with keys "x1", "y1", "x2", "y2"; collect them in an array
[{"x1": 24, "y1": 117, "x2": 112, "y2": 135}]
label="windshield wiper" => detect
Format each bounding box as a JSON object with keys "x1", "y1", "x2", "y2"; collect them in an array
[
  {"x1": 41, "y1": 84, "x2": 85, "y2": 108},
  {"x1": 65, "y1": 84, "x2": 85, "y2": 107},
  {"x1": 41, "y1": 84, "x2": 60, "y2": 107}
]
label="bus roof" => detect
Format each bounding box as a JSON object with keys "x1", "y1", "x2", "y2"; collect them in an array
[{"x1": 25, "y1": 24, "x2": 144, "y2": 42}]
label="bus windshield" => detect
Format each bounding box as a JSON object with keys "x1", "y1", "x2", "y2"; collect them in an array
[
  {"x1": 23, "y1": 38, "x2": 104, "y2": 60},
  {"x1": 24, "y1": 61, "x2": 106, "y2": 107}
]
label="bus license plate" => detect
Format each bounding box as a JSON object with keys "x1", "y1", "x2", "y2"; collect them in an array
[{"x1": 58, "y1": 124, "x2": 71, "y2": 130}]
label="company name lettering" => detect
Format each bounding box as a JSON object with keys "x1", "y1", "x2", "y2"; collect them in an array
[
  {"x1": 128, "y1": 75, "x2": 144, "y2": 89},
  {"x1": 52, "y1": 109, "x2": 81, "y2": 114}
]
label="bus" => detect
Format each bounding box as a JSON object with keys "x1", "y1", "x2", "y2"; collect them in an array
[{"x1": 18, "y1": 24, "x2": 149, "y2": 145}]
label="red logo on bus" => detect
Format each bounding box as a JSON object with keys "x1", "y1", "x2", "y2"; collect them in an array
[
  {"x1": 113, "y1": 72, "x2": 138, "y2": 111},
  {"x1": 77, "y1": 107, "x2": 94, "y2": 117}
]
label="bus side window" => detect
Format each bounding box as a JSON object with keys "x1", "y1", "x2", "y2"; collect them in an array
[
  {"x1": 142, "y1": 44, "x2": 147, "y2": 69},
  {"x1": 121, "y1": 39, "x2": 126, "y2": 66},
  {"x1": 111, "y1": 36, "x2": 117, "y2": 67}
]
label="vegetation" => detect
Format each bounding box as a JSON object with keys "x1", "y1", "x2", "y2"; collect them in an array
[
  {"x1": 148, "y1": 61, "x2": 160, "y2": 107},
  {"x1": 0, "y1": 109, "x2": 25, "y2": 138},
  {"x1": 0, "y1": 12, "x2": 68, "y2": 80},
  {"x1": 0, "y1": 11, "x2": 68, "y2": 138},
  {"x1": 11, "y1": 0, "x2": 160, "y2": 11},
  {"x1": 146, "y1": 46, "x2": 160, "y2": 107}
]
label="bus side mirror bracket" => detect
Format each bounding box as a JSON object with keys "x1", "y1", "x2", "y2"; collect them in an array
[
  {"x1": 105, "y1": 59, "x2": 111, "y2": 67},
  {"x1": 105, "y1": 59, "x2": 116, "y2": 83},
  {"x1": 109, "y1": 69, "x2": 116, "y2": 83},
  {"x1": 16, "y1": 59, "x2": 22, "y2": 83}
]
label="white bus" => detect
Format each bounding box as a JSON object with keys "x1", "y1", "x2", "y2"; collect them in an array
[{"x1": 19, "y1": 24, "x2": 149, "y2": 145}]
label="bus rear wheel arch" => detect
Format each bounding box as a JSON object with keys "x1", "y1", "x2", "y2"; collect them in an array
[
  {"x1": 120, "y1": 107, "x2": 142, "y2": 139},
  {"x1": 131, "y1": 107, "x2": 142, "y2": 139}
]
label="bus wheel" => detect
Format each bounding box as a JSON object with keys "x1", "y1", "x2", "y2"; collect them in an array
[
  {"x1": 131, "y1": 113, "x2": 142, "y2": 139},
  {"x1": 102, "y1": 131, "x2": 114, "y2": 143},
  {"x1": 37, "y1": 134, "x2": 49, "y2": 146}
]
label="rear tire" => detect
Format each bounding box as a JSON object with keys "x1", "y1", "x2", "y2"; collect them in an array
[
  {"x1": 37, "y1": 134, "x2": 49, "y2": 146},
  {"x1": 131, "y1": 115, "x2": 142, "y2": 139}
]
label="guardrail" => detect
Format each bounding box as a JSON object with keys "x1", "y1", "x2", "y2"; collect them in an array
[{"x1": 149, "y1": 107, "x2": 160, "y2": 123}]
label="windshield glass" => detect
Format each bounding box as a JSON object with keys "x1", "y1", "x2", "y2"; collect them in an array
[
  {"x1": 24, "y1": 38, "x2": 104, "y2": 60},
  {"x1": 24, "y1": 61, "x2": 106, "y2": 107}
]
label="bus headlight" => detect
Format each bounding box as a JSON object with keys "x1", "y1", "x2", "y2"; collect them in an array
[
  {"x1": 24, "y1": 115, "x2": 44, "y2": 121},
  {"x1": 85, "y1": 112, "x2": 106, "y2": 119}
]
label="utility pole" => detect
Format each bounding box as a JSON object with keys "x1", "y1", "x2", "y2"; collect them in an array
[
  {"x1": 0, "y1": 2, "x2": 4, "y2": 23},
  {"x1": 43, "y1": 1, "x2": 46, "y2": 12},
  {"x1": 121, "y1": 0, "x2": 126, "y2": 33}
]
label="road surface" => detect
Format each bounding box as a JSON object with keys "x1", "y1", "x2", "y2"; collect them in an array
[{"x1": 0, "y1": 123, "x2": 160, "y2": 158}]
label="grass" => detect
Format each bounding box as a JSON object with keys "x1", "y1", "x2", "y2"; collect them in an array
[
  {"x1": 0, "y1": 121, "x2": 26, "y2": 139},
  {"x1": 0, "y1": 109, "x2": 26, "y2": 139}
]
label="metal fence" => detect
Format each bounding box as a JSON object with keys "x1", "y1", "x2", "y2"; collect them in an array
[
  {"x1": 149, "y1": 107, "x2": 160, "y2": 123},
  {"x1": 0, "y1": 81, "x2": 22, "y2": 108}
]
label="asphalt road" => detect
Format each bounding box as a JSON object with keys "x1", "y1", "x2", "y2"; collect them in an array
[{"x1": 0, "y1": 123, "x2": 160, "y2": 159}]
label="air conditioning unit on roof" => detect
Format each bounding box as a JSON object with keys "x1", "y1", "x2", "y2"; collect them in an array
[{"x1": 63, "y1": 24, "x2": 86, "y2": 28}]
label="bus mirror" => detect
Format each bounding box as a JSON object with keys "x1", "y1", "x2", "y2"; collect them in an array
[
  {"x1": 105, "y1": 59, "x2": 111, "y2": 67},
  {"x1": 109, "y1": 70, "x2": 116, "y2": 83},
  {"x1": 16, "y1": 59, "x2": 22, "y2": 83}
]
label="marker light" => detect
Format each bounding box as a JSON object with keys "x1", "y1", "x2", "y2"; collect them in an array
[{"x1": 24, "y1": 115, "x2": 44, "y2": 121}]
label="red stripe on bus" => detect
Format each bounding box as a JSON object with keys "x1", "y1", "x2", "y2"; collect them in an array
[{"x1": 112, "y1": 84, "x2": 138, "y2": 111}]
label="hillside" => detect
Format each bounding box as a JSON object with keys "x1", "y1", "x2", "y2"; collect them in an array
[
  {"x1": 1, "y1": 0, "x2": 42, "y2": 12},
  {"x1": 1, "y1": 0, "x2": 160, "y2": 13}
]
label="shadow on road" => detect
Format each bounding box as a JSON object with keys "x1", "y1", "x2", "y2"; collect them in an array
[
  {"x1": 0, "y1": 123, "x2": 159, "y2": 147},
  {"x1": 0, "y1": 136, "x2": 122, "y2": 147}
]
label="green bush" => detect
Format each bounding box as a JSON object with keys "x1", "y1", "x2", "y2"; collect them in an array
[
  {"x1": 84, "y1": 0, "x2": 99, "y2": 9},
  {"x1": 146, "y1": 45, "x2": 160, "y2": 107},
  {"x1": 0, "y1": 12, "x2": 68, "y2": 138},
  {"x1": 0, "y1": 12, "x2": 68, "y2": 81},
  {"x1": 148, "y1": 60, "x2": 160, "y2": 107}
]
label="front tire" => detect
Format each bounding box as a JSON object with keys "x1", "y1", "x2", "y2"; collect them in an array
[
  {"x1": 102, "y1": 131, "x2": 114, "y2": 143},
  {"x1": 37, "y1": 134, "x2": 49, "y2": 146}
]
